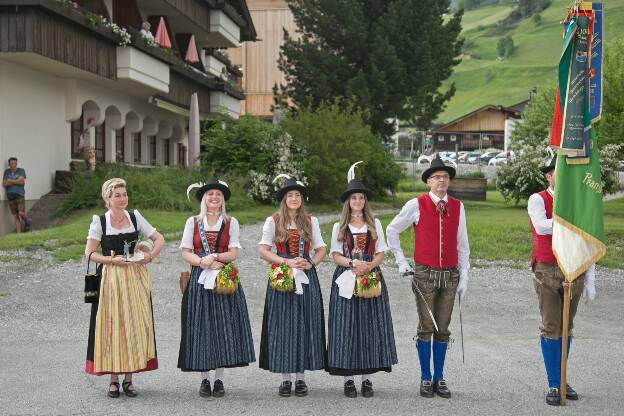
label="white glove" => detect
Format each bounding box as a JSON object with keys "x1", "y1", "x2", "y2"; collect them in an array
[
  {"x1": 583, "y1": 264, "x2": 596, "y2": 301},
  {"x1": 398, "y1": 262, "x2": 413, "y2": 275},
  {"x1": 456, "y1": 270, "x2": 468, "y2": 300}
]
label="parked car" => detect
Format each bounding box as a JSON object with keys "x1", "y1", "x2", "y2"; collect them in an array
[
  {"x1": 489, "y1": 151, "x2": 516, "y2": 166},
  {"x1": 457, "y1": 152, "x2": 473, "y2": 163},
  {"x1": 466, "y1": 152, "x2": 482, "y2": 164},
  {"x1": 618, "y1": 160, "x2": 624, "y2": 171},
  {"x1": 480, "y1": 151, "x2": 500, "y2": 164}
]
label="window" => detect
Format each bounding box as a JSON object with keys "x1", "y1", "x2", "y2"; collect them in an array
[
  {"x1": 70, "y1": 114, "x2": 84, "y2": 158},
  {"x1": 133, "y1": 133, "x2": 141, "y2": 163},
  {"x1": 115, "y1": 127, "x2": 125, "y2": 162},
  {"x1": 438, "y1": 135, "x2": 444, "y2": 142},
  {"x1": 94, "y1": 122, "x2": 105, "y2": 162},
  {"x1": 163, "y1": 139, "x2": 170, "y2": 166},
  {"x1": 450, "y1": 135, "x2": 457, "y2": 142},
  {"x1": 177, "y1": 143, "x2": 186, "y2": 167},
  {"x1": 150, "y1": 136, "x2": 157, "y2": 165}
]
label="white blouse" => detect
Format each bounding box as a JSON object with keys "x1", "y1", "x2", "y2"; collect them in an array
[
  {"x1": 86, "y1": 209, "x2": 156, "y2": 241},
  {"x1": 329, "y1": 218, "x2": 389, "y2": 255},
  {"x1": 179, "y1": 216, "x2": 242, "y2": 250},
  {"x1": 259, "y1": 216, "x2": 325, "y2": 250}
]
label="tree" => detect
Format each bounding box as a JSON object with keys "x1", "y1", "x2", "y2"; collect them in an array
[
  {"x1": 275, "y1": 0, "x2": 464, "y2": 138},
  {"x1": 497, "y1": 35, "x2": 514, "y2": 58},
  {"x1": 595, "y1": 38, "x2": 624, "y2": 154}
]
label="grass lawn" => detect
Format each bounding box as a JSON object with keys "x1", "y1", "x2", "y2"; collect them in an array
[{"x1": 438, "y1": 0, "x2": 624, "y2": 124}]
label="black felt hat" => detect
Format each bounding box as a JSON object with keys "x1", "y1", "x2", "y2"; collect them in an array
[
  {"x1": 192, "y1": 177, "x2": 231, "y2": 201},
  {"x1": 421, "y1": 156, "x2": 456, "y2": 183},
  {"x1": 540, "y1": 156, "x2": 556, "y2": 174},
  {"x1": 341, "y1": 179, "x2": 373, "y2": 202},
  {"x1": 275, "y1": 177, "x2": 308, "y2": 202}
]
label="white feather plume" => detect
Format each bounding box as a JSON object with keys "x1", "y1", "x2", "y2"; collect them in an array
[
  {"x1": 347, "y1": 161, "x2": 364, "y2": 183},
  {"x1": 186, "y1": 182, "x2": 204, "y2": 201},
  {"x1": 546, "y1": 146, "x2": 555, "y2": 160},
  {"x1": 272, "y1": 173, "x2": 291, "y2": 184}
]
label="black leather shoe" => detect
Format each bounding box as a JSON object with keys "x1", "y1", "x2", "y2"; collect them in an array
[
  {"x1": 199, "y1": 379, "x2": 212, "y2": 398},
  {"x1": 433, "y1": 379, "x2": 451, "y2": 398},
  {"x1": 294, "y1": 380, "x2": 308, "y2": 397},
  {"x1": 213, "y1": 379, "x2": 225, "y2": 397},
  {"x1": 279, "y1": 380, "x2": 292, "y2": 397},
  {"x1": 361, "y1": 379, "x2": 374, "y2": 398},
  {"x1": 565, "y1": 384, "x2": 578, "y2": 400},
  {"x1": 107, "y1": 381, "x2": 120, "y2": 398},
  {"x1": 420, "y1": 380, "x2": 434, "y2": 398},
  {"x1": 344, "y1": 380, "x2": 357, "y2": 398},
  {"x1": 122, "y1": 380, "x2": 137, "y2": 398},
  {"x1": 546, "y1": 388, "x2": 561, "y2": 406}
]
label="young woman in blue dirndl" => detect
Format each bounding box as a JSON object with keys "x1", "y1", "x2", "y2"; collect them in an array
[
  {"x1": 258, "y1": 176, "x2": 327, "y2": 397},
  {"x1": 178, "y1": 177, "x2": 255, "y2": 398},
  {"x1": 327, "y1": 165, "x2": 398, "y2": 398}
]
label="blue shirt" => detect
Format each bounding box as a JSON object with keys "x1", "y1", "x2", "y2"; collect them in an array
[{"x1": 3, "y1": 168, "x2": 26, "y2": 196}]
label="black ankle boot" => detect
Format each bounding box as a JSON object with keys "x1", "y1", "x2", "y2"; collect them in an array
[
  {"x1": 199, "y1": 379, "x2": 211, "y2": 398},
  {"x1": 279, "y1": 380, "x2": 292, "y2": 397},
  {"x1": 420, "y1": 380, "x2": 434, "y2": 398},
  {"x1": 294, "y1": 380, "x2": 308, "y2": 397},
  {"x1": 433, "y1": 379, "x2": 451, "y2": 398},
  {"x1": 546, "y1": 388, "x2": 561, "y2": 406},
  {"x1": 212, "y1": 379, "x2": 224, "y2": 397},
  {"x1": 565, "y1": 384, "x2": 578, "y2": 400},
  {"x1": 344, "y1": 380, "x2": 357, "y2": 398},
  {"x1": 361, "y1": 379, "x2": 374, "y2": 398}
]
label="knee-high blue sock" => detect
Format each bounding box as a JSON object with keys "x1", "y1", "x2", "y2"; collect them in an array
[
  {"x1": 540, "y1": 336, "x2": 561, "y2": 389},
  {"x1": 416, "y1": 339, "x2": 432, "y2": 381},
  {"x1": 432, "y1": 341, "x2": 448, "y2": 382}
]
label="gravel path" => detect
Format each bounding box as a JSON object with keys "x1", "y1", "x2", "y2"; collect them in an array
[{"x1": 1, "y1": 213, "x2": 623, "y2": 415}]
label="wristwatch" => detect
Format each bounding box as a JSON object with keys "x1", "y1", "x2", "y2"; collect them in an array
[{"x1": 348, "y1": 260, "x2": 354, "y2": 268}]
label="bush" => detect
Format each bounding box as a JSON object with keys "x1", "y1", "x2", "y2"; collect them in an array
[
  {"x1": 281, "y1": 102, "x2": 402, "y2": 202},
  {"x1": 496, "y1": 146, "x2": 548, "y2": 204},
  {"x1": 200, "y1": 116, "x2": 307, "y2": 203},
  {"x1": 60, "y1": 164, "x2": 255, "y2": 215}
]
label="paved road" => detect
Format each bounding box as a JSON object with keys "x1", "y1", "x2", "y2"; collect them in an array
[{"x1": 1, "y1": 215, "x2": 623, "y2": 415}]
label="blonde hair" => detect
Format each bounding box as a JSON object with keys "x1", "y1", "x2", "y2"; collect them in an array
[
  {"x1": 101, "y1": 178, "x2": 126, "y2": 208},
  {"x1": 196, "y1": 191, "x2": 229, "y2": 222},
  {"x1": 337, "y1": 193, "x2": 377, "y2": 242},
  {"x1": 274, "y1": 196, "x2": 312, "y2": 243}
]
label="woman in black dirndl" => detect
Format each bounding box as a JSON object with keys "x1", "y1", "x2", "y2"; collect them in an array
[
  {"x1": 178, "y1": 178, "x2": 255, "y2": 398},
  {"x1": 258, "y1": 175, "x2": 327, "y2": 397},
  {"x1": 327, "y1": 163, "x2": 398, "y2": 398}
]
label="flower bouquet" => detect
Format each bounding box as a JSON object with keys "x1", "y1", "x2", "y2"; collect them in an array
[
  {"x1": 268, "y1": 262, "x2": 294, "y2": 292},
  {"x1": 354, "y1": 271, "x2": 382, "y2": 298},
  {"x1": 215, "y1": 263, "x2": 239, "y2": 295}
]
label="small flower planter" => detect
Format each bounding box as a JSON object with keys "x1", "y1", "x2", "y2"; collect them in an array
[{"x1": 448, "y1": 177, "x2": 487, "y2": 201}]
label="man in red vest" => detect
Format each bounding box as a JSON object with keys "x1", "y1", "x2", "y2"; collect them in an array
[
  {"x1": 528, "y1": 156, "x2": 595, "y2": 406},
  {"x1": 387, "y1": 156, "x2": 469, "y2": 399}
]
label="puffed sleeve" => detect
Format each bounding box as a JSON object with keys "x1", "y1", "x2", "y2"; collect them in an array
[
  {"x1": 179, "y1": 217, "x2": 196, "y2": 250},
  {"x1": 310, "y1": 216, "x2": 326, "y2": 249},
  {"x1": 329, "y1": 223, "x2": 343, "y2": 255},
  {"x1": 86, "y1": 215, "x2": 102, "y2": 241},
  {"x1": 228, "y1": 217, "x2": 242, "y2": 249},
  {"x1": 259, "y1": 216, "x2": 275, "y2": 246},
  {"x1": 374, "y1": 218, "x2": 389, "y2": 253},
  {"x1": 133, "y1": 210, "x2": 156, "y2": 238}
]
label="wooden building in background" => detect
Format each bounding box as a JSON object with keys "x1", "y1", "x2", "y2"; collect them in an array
[{"x1": 228, "y1": 0, "x2": 296, "y2": 117}]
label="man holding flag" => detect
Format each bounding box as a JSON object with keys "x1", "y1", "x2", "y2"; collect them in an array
[
  {"x1": 528, "y1": 155, "x2": 596, "y2": 406},
  {"x1": 531, "y1": 1, "x2": 606, "y2": 406}
]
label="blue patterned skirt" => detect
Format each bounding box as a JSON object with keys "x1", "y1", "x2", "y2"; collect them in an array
[
  {"x1": 178, "y1": 264, "x2": 256, "y2": 371},
  {"x1": 259, "y1": 254, "x2": 327, "y2": 373},
  {"x1": 327, "y1": 260, "x2": 398, "y2": 376}
]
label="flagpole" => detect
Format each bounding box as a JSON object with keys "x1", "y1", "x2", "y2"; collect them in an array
[{"x1": 560, "y1": 281, "x2": 572, "y2": 405}]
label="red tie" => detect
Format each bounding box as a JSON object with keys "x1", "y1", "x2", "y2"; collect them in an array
[{"x1": 436, "y1": 200, "x2": 448, "y2": 217}]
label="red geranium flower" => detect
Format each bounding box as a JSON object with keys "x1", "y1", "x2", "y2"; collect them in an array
[
  {"x1": 230, "y1": 275, "x2": 237, "y2": 281},
  {"x1": 271, "y1": 263, "x2": 278, "y2": 269},
  {"x1": 230, "y1": 268, "x2": 238, "y2": 278},
  {"x1": 361, "y1": 278, "x2": 369, "y2": 286},
  {"x1": 276, "y1": 272, "x2": 283, "y2": 280}
]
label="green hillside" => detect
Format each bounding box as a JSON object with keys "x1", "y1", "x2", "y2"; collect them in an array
[{"x1": 437, "y1": 0, "x2": 624, "y2": 124}]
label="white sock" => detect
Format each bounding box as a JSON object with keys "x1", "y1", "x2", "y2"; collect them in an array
[
  {"x1": 214, "y1": 367, "x2": 224, "y2": 382},
  {"x1": 343, "y1": 376, "x2": 354, "y2": 383},
  {"x1": 201, "y1": 371, "x2": 210, "y2": 380},
  {"x1": 296, "y1": 372, "x2": 305, "y2": 382},
  {"x1": 361, "y1": 374, "x2": 372, "y2": 384},
  {"x1": 282, "y1": 373, "x2": 291, "y2": 382}
]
